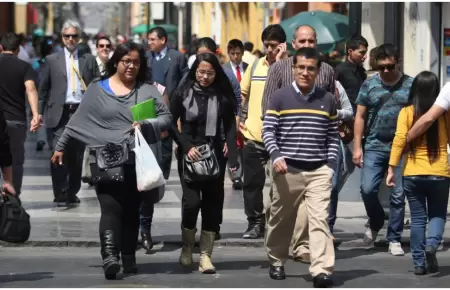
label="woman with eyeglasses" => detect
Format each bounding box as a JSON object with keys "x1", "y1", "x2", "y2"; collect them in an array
[
  {"x1": 170, "y1": 52, "x2": 239, "y2": 274},
  {"x1": 51, "y1": 41, "x2": 172, "y2": 280},
  {"x1": 387, "y1": 71, "x2": 450, "y2": 275}
]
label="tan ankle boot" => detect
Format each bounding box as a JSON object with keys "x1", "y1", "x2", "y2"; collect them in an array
[
  {"x1": 199, "y1": 230, "x2": 216, "y2": 274},
  {"x1": 179, "y1": 228, "x2": 197, "y2": 267}
]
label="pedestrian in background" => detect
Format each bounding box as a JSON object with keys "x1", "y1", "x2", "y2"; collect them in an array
[
  {"x1": 170, "y1": 52, "x2": 238, "y2": 274},
  {"x1": 51, "y1": 41, "x2": 171, "y2": 280},
  {"x1": 387, "y1": 71, "x2": 449, "y2": 275}
]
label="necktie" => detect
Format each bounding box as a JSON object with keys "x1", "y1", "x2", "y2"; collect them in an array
[
  {"x1": 236, "y1": 66, "x2": 242, "y2": 83},
  {"x1": 70, "y1": 54, "x2": 76, "y2": 96}
]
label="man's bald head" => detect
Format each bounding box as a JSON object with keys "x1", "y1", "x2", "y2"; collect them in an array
[{"x1": 292, "y1": 25, "x2": 317, "y2": 50}]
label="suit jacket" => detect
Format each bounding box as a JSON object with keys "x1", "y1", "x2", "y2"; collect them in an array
[
  {"x1": 261, "y1": 56, "x2": 335, "y2": 115},
  {"x1": 222, "y1": 61, "x2": 249, "y2": 76},
  {"x1": 146, "y1": 48, "x2": 188, "y2": 98},
  {"x1": 38, "y1": 50, "x2": 100, "y2": 129}
]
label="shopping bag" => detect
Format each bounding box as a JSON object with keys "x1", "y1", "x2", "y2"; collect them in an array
[{"x1": 133, "y1": 128, "x2": 165, "y2": 191}]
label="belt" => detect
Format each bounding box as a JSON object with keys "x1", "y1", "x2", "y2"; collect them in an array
[{"x1": 64, "y1": 104, "x2": 79, "y2": 110}]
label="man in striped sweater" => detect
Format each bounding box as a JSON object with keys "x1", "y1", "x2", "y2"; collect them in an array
[{"x1": 262, "y1": 47, "x2": 339, "y2": 287}]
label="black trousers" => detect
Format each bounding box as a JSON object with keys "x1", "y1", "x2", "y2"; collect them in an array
[
  {"x1": 96, "y1": 164, "x2": 153, "y2": 255},
  {"x1": 242, "y1": 141, "x2": 269, "y2": 226},
  {"x1": 51, "y1": 106, "x2": 84, "y2": 198},
  {"x1": 178, "y1": 145, "x2": 227, "y2": 232},
  {"x1": 161, "y1": 136, "x2": 173, "y2": 179}
]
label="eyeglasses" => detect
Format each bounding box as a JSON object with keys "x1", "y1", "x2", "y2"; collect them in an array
[
  {"x1": 98, "y1": 44, "x2": 111, "y2": 49},
  {"x1": 63, "y1": 34, "x2": 79, "y2": 39},
  {"x1": 120, "y1": 60, "x2": 140, "y2": 67},
  {"x1": 376, "y1": 64, "x2": 396, "y2": 72},
  {"x1": 196, "y1": 70, "x2": 216, "y2": 78},
  {"x1": 292, "y1": 65, "x2": 317, "y2": 74}
]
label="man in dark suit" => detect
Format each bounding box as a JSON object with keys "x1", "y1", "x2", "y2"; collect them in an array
[
  {"x1": 142, "y1": 26, "x2": 187, "y2": 250},
  {"x1": 223, "y1": 39, "x2": 249, "y2": 83},
  {"x1": 38, "y1": 20, "x2": 100, "y2": 204},
  {"x1": 222, "y1": 39, "x2": 248, "y2": 190}
]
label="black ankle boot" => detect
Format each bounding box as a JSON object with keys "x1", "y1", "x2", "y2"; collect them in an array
[
  {"x1": 141, "y1": 230, "x2": 153, "y2": 251},
  {"x1": 100, "y1": 230, "x2": 121, "y2": 280},
  {"x1": 122, "y1": 254, "x2": 138, "y2": 274}
]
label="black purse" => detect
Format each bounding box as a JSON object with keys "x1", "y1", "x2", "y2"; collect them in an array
[
  {"x1": 0, "y1": 193, "x2": 31, "y2": 243},
  {"x1": 183, "y1": 143, "x2": 220, "y2": 183},
  {"x1": 89, "y1": 142, "x2": 129, "y2": 184}
]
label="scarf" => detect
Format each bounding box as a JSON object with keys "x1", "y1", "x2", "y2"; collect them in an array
[{"x1": 182, "y1": 82, "x2": 218, "y2": 137}]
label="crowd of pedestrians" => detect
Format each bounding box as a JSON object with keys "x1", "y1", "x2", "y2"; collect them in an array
[{"x1": 1, "y1": 18, "x2": 450, "y2": 288}]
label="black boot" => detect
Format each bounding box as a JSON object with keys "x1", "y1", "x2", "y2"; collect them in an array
[
  {"x1": 122, "y1": 254, "x2": 138, "y2": 274},
  {"x1": 141, "y1": 230, "x2": 153, "y2": 251},
  {"x1": 100, "y1": 230, "x2": 121, "y2": 280}
]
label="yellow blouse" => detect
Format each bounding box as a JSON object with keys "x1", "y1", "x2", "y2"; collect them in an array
[{"x1": 389, "y1": 105, "x2": 450, "y2": 177}]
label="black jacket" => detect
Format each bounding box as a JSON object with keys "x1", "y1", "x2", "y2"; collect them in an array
[{"x1": 0, "y1": 108, "x2": 12, "y2": 167}]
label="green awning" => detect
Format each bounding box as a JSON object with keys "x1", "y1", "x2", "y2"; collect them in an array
[{"x1": 132, "y1": 24, "x2": 178, "y2": 35}]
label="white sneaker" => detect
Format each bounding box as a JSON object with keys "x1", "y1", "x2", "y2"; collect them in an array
[
  {"x1": 364, "y1": 228, "x2": 378, "y2": 245},
  {"x1": 389, "y1": 242, "x2": 405, "y2": 256}
]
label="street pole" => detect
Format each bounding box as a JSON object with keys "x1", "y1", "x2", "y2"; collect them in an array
[
  {"x1": 47, "y1": 2, "x2": 53, "y2": 35},
  {"x1": 184, "y1": 2, "x2": 192, "y2": 52},
  {"x1": 348, "y1": 2, "x2": 362, "y2": 37}
]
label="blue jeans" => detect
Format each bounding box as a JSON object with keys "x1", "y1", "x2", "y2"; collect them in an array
[
  {"x1": 360, "y1": 150, "x2": 405, "y2": 242},
  {"x1": 328, "y1": 145, "x2": 343, "y2": 233},
  {"x1": 404, "y1": 176, "x2": 449, "y2": 268}
]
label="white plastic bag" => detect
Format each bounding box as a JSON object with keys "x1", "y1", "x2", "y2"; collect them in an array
[{"x1": 133, "y1": 128, "x2": 165, "y2": 191}]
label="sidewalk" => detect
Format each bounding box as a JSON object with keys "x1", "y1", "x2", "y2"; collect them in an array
[{"x1": 5, "y1": 133, "x2": 450, "y2": 249}]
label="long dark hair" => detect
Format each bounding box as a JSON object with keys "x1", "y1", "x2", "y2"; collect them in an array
[
  {"x1": 101, "y1": 41, "x2": 148, "y2": 83},
  {"x1": 408, "y1": 71, "x2": 441, "y2": 163},
  {"x1": 172, "y1": 52, "x2": 237, "y2": 112}
]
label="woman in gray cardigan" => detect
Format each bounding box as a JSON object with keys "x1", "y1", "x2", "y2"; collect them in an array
[{"x1": 51, "y1": 41, "x2": 172, "y2": 280}]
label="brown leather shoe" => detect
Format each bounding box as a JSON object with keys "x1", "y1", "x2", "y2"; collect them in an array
[{"x1": 141, "y1": 231, "x2": 153, "y2": 251}]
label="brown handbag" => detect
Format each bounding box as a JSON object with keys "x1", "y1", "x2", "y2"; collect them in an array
[{"x1": 335, "y1": 86, "x2": 354, "y2": 144}]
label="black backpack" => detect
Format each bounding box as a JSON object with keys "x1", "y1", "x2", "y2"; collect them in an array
[{"x1": 0, "y1": 193, "x2": 31, "y2": 243}]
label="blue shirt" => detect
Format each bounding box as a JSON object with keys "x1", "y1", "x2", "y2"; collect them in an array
[{"x1": 356, "y1": 74, "x2": 413, "y2": 152}]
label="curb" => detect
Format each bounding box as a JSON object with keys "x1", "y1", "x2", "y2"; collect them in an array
[{"x1": 1, "y1": 237, "x2": 448, "y2": 249}]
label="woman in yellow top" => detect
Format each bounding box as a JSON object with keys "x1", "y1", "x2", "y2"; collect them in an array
[{"x1": 387, "y1": 71, "x2": 450, "y2": 276}]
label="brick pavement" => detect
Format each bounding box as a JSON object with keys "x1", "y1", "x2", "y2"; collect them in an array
[{"x1": 4, "y1": 131, "x2": 450, "y2": 249}]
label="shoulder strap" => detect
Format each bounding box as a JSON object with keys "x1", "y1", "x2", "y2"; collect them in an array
[
  {"x1": 245, "y1": 58, "x2": 261, "y2": 100},
  {"x1": 364, "y1": 75, "x2": 408, "y2": 135}
]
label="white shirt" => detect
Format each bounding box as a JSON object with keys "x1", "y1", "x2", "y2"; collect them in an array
[
  {"x1": 64, "y1": 48, "x2": 84, "y2": 104},
  {"x1": 434, "y1": 82, "x2": 450, "y2": 111},
  {"x1": 187, "y1": 54, "x2": 196, "y2": 69},
  {"x1": 230, "y1": 62, "x2": 244, "y2": 80},
  {"x1": 18, "y1": 46, "x2": 31, "y2": 63},
  {"x1": 96, "y1": 56, "x2": 107, "y2": 76}
]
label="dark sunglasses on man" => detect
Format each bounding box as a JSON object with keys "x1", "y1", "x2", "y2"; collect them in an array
[
  {"x1": 377, "y1": 64, "x2": 396, "y2": 72},
  {"x1": 63, "y1": 34, "x2": 79, "y2": 39},
  {"x1": 98, "y1": 44, "x2": 111, "y2": 49}
]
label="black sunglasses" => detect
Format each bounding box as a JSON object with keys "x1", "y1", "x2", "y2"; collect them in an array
[
  {"x1": 98, "y1": 44, "x2": 111, "y2": 49},
  {"x1": 63, "y1": 34, "x2": 79, "y2": 39},
  {"x1": 377, "y1": 64, "x2": 396, "y2": 72}
]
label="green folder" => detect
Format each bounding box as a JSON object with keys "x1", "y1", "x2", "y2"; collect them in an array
[{"x1": 131, "y1": 98, "x2": 156, "y2": 121}]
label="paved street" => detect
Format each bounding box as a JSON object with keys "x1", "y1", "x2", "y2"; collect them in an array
[
  {"x1": 2, "y1": 246, "x2": 450, "y2": 287},
  {"x1": 8, "y1": 131, "x2": 450, "y2": 248}
]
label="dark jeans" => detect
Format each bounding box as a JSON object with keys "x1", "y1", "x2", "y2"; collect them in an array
[
  {"x1": 51, "y1": 107, "x2": 84, "y2": 198},
  {"x1": 404, "y1": 176, "x2": 449, "y2": 268},
  {"x1": 96, "y1": 165, "x2": 142, "y2": 256},
  {"x1": 328, "y1": 144, "x2": 343, "y2": 233},
  {"x1": 178, "y1": 144, "x2": 227, "y2": 232},
  {"x1": 242, "y1": 140, "x2": 269, "y2": 226},
  {"x1": 360, "y1": 150, "x2": 405, "y2": 242},
  {"x1": 5, "y1": 120, "x2": 27, "y2": 195},
  {"x1": 161, "y1": 136, "x2": 173, "y2": 179}
]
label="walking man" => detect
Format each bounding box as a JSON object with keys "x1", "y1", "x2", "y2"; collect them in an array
[
  {"x1": 240, "y1": 24, "x2": 287, "y2": 239},
  {"x1": 261, "y1": 24, "x2": 336, "y2": 262},
  {"x1": 353, "y1": 44, "x2": 413, "y2": 256},
  {"x1": 263, "y1": 47, "x2": 338, "y2": 286},
  {"x1": 38, "y1": 20, "x2": 100, "y2": 204},
  {"x1": 142, "y1": 26, "x2": 187, "y2": 250},
  {"x1": 0, "y1": 32, "x2": 40, "y2": 196},
  {"x1": 95, "y1": 36, "x2": 112, "y2": 75}
]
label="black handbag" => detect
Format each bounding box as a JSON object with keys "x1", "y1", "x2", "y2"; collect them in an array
[
  {"x1": 183, "y1": 143, "x2": 220, "y2": 182},
  {"x1": 89, "y1": 142, "x2": 129, "y2": 184},
  {"x1": 0, "y1": 193, "x2": 31, "y2": 243}
]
